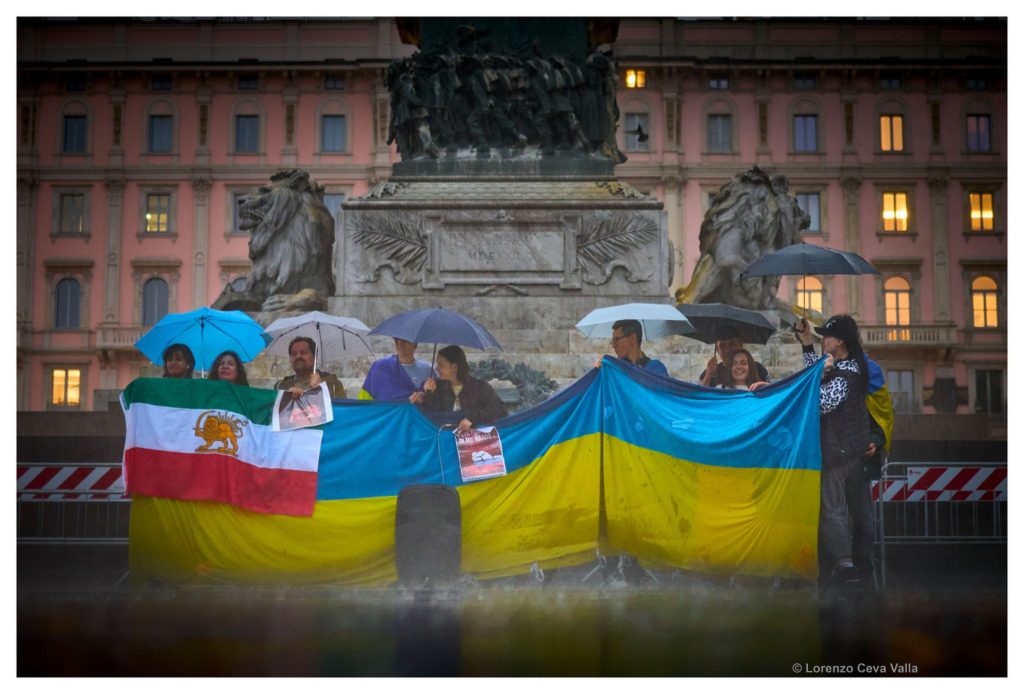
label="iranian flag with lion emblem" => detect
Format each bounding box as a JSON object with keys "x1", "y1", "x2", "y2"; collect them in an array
[{"x1": 121, "y1": 378, "x2": 321, "y2": 516}]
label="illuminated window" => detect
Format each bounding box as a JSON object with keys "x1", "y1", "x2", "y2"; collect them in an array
[
  {"x1": 883, "y1": 277, "x2": 911, "y2": 341},
  {"x1": 969, "y1": 192, "x2": 994, "y2": 232},
  {"x1": 625, "y1": 69, "x2": 645, "y2": 89},
  {"x1": 796, "y1": 277, "x2": 823, "y2": 315},
  {"x1": 966, "y1": 114, "x2": 991, "y2": 152},
  {"x1": 51, "y1": 368, "x2": 81, "y2": 408},
  {"x1": 145, "y1": 194, "x2": 170, "y2": 233},
  {"x1": 971, "y1": 276, "x2": 998, "y2": 328},
  {"x1": 882, "y1": 192, "x2": 909, "y2": 232},
  {"x1": 880, "y1": 114, "x2": 904, "y2": 152}
]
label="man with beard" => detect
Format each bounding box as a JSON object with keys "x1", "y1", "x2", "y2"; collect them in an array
[{"x1": 275, "y1": 336, "x2": 347, "y2": 399}]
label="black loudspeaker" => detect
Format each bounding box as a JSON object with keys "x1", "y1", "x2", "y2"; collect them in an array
[{"x1": 394, "y1": 484, "x2": 462, "y2": 585}]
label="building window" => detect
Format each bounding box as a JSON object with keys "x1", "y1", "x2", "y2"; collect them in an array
[
  {"x1": 624, "y1": 69, "x2": 645, "y2": 89},
  {"x1": 148, "y1": 114, "x2": 172, "y2": 153},
  {"x1": 324, "y1": 73, "x2": 345, "y2": 90},
  {"x1": 50, "y1": 367, "x2": 82, "y2": 409},
  {"x1": 966, "y1": 76, "x2": 988, "y2": 91},
  {"x1": 708, "y1": 75, "x2": 729, "y2": 90},
  {"x1": 883, "y1": 277, "x2": 911, "y2": 341},
  {"x1": 887, "y1": 369, "x2": 916, "y2": 414},
  {"x1": 969, "y1": 192, "x2": 995, "y2": 232},
  {"x1": 62, "y1": 114, "x2": 87, "y2": 154},
  {"x1": 323, "y1": 193, "x2": 346, "y2": 231},
  {"x1": 974, "y1": 369, "x2": 1004, "y2": 414},
  {"x1": 238, "y1": 75, "x2": 259, "y2": 91},
  {"x1": 232, "y1": 192, "x2": 249, "y2": 234},
  {"x1": 794, "y1": 73, "x2": 816, "y2": 90},
  {"x1": 151, "y1": 74, "x2": 173, "y2": 91},
  {"x1": 882, "y1": 192, "x2": 909, "y2": 232},
  {"x1": 58, "y1": 193, "x2": 85, "y2": 234},
  {"x1": 880, "y1": 114, "x2": 904, "y2": 152},
  {"x1": 793, "y1": 114, "x2": 817, "y2": 153},
  {"x1": 54, "y1": 278, "x2": 81, "y2": 329},
  {"x1": 65, "y1": 75, "x2": 87, "y2": 93},
  {"x1": 796, "y1": 193, "x2": 821, "y2": 233},
  {"x1": 966, "y1": 114, "x2": 991, "y2": 152},
  {"x1": 624, "y1": 112, "x2": 650, "y2": 151},
  {"x1": 321, "y1": 115, "x2": 346, "y2": 153},
  {"x1": 144, "y1": 194, "x2": 171, "y2": 233},
  {"x1": 879, "y1": 74, "x2": 901, "y2": 90},
  {"x1": 235, "y1": 114, "x2": 259, "y2": 153},
  {"x1": 707, "y1": 114, "x2": 732, "y2": 153},
  {"x1": 795, "y1": 277, "x2": 823, "y2": 315},
  {"x1": 971, "y1": 276, "x2": 999, "y2": 328},
  {"x1": 142, "y1": 277, "x2": 169, "y2": 327}
]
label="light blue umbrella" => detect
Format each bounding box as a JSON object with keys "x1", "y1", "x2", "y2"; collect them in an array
[
  {"x1": 135, "y1": 307, "x2": 271, "y2": 373},
  {"x1": 575, "y1": 303, "x2": 695, "y2": 340}
]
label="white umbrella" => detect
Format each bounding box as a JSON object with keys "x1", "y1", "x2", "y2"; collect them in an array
[
  {"x1": 264, "y1": 311, "x2": 373, "y2": 371},
  {"x1": 575, "y1": 303, "x2": 695, "y2": 340}
]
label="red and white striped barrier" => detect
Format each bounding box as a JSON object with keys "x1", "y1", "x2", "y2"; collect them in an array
[
  {"x1": 872, "y1": 466, "x2": 1007, "y2": 502},
  {"x1": 17, "y1": 465, "x2": 125, "y2": 501}
]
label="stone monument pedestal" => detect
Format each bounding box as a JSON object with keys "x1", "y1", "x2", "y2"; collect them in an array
[{"x1": 334, "y1": 175, "x2": 672, "y2": 380}]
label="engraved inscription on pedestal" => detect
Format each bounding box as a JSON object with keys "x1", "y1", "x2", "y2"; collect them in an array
[{"x1": 424, "y1": 217, "x2": 581, "y2": 290}]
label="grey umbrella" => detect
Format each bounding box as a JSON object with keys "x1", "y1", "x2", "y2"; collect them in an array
[{"x1": 740, "y1": 243, "x2": 879, "y2": 279}]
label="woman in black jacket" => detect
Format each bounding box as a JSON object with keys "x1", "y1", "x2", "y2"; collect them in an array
[{"x1": 420, "y1": 345, "x2": 508, "y2": 432}]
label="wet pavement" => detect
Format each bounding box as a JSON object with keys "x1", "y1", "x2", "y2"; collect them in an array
[{"x1": 18, "y1": 563, "x2": 1007, "y2": 676}]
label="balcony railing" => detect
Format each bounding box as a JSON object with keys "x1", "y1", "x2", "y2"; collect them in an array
[
  {"x1": 860, "y1": 324, "x2": 958, "y2": 348},
  {"x1": 96, "y1": 325, "x2": 145, "y2": 350}
]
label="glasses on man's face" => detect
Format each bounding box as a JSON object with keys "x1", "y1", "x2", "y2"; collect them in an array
[{"x1": 610, "y1": 335, "x2": 628, "y2": 345}]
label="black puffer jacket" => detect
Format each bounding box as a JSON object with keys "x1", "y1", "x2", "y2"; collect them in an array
[{"x1": 421, "y1": 376, "x2": 508, "y2": 426}]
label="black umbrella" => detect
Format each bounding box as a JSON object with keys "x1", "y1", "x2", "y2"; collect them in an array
[
  {"x1": 675, "y1": 303, "x2": 776, "y2": 345},
  {"x1": 740, "y1": 243, "x2": 879, "y2": 279}
]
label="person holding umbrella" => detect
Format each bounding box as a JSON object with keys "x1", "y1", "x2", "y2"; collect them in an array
[
  {"x1": 699, "y1": 324, "x2": 769, "y2": 388},
  {"x1": 359, "y1": 338, "x2": 435, "y2": 402},
  {"x1": 274, "y1": 336, "x2": 347, "y2": 399},
  {"x1": 418, "y1": 345, "x2": 507, "y2": 432},
  {"x1": 598, "y1": 319, "x2": 669, "y2": 376},
  {"x1": 795, "y1": 315, "x2": 872, "y2": 589},
  {"x1": 162, "y1": 344, "x2": 195, "y2": 379}
]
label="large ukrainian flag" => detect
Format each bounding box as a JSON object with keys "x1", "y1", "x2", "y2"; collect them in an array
[{"x1": 127, "y1": 358, "x2": 823, "y2": 585}]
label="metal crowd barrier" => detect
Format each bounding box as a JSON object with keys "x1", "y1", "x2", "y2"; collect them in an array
[
  {"x1": 872, "y1": 461, "x2": 1007, "y2": 590},
  {"x1": 16, "y1": 464, "x2": 129, "y2": 544}
]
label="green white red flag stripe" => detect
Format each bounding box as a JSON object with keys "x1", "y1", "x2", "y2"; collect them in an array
[{"x1": 121, "y1": 379, "x2": 322, "y2": 517}]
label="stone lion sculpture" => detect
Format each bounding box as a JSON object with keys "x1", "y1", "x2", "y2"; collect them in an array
[
  {"x1": 212, "y1": 169, "x2": 336, "y2": 312},
  {"x1": 675, "y1": 167, "x2": 809, "y2": 311}
]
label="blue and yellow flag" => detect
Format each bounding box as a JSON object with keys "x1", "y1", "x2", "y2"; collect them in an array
[{"x1": 128, "y1": 358, "x2": 825, "y2": 585}]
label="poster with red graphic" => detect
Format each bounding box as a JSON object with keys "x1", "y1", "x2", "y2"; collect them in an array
[
  {"x1": 454, "y1": 426, "x2": 507, "y2": 483},
  {"x1": 272, "y1": 383, "x2": 333, "y2": 432}
]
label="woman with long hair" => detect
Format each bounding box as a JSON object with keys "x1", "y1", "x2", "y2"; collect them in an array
[
  {"x1": 796, "y1": 314, "x2": 872, "y2": 589},
  {"x1": 719, "y1": 348, "x2": 759, "y2": 390},
  {"x1": 419, "y1": 345, "x2": 508, "y2": 432},
  {"x1": 208, "y1": 350, "x2": 249, "y2": 386},
  {"x1": 161, "y1": 343, "x2": 195, "y2": 379}
]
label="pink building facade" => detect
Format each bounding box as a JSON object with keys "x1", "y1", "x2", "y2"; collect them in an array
[{"x1": 17, "y1": 17, "x2": 1007, "y2": 418}]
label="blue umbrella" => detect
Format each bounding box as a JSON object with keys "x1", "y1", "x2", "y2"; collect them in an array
[
  {"x1": 135, "y1": 307, "x2": 271, "y2": 373},
  {"x1": 369, "y1": 307, "x2": 502, "y2": 366}
]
